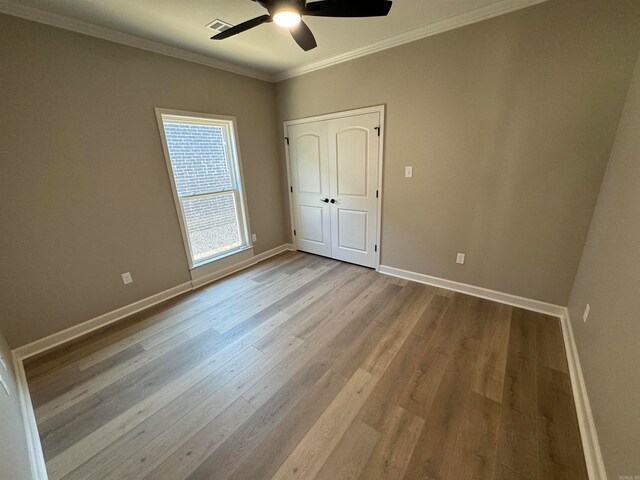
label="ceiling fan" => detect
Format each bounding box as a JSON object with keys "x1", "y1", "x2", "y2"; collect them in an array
[{"x1": 211, "y1": 0, "x2": 393, "y2": 52}]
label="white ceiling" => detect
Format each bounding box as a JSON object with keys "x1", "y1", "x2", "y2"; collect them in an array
[{"x1": 1, "y1": 0, "x2": 547, "y2": 81}]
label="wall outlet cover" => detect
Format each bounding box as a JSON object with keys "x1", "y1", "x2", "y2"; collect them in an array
[
  {"x1": 456, "y1": 253, "x2": 466, "y2": 264},
  {"x1": 252, "y1": 233, "x2": 257, "y2": 242},
  {"x1": 122, "y1": 272, "x2": 133, "y2": 285}
]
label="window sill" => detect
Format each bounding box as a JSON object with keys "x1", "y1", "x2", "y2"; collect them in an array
[{"x1": 189, "y1": 245, "x2": 253, "y2": 271}]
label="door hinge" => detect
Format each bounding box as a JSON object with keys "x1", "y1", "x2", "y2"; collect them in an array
[
  {"x1": 375, "y1": 244, "x2": 378, "y2": 252},
  {"x1": 374, "y1": 126, "x2": 381, "y2": 137},
  {"x1": 290, "y1": 186, "x2": 293, "y2": 193},
  {"x1": 293, "y1": 229, "x2": 297, "y2": 236},
  {"x1": 285, "y1": 137, "x2": 290, "y2": 145},
  {"x1": 376, "y1": 190, "x2": 379, "y2": 198}
]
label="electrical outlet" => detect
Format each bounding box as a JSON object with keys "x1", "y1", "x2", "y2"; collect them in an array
[
  {"x1": 456, "y1": 253, "x2": 466, "y2": 264},
  {"x1": 0, "y1": 356, "x2": 6, "y2": 371},
  {"x1": 0, "y1": 373, "x2": 9, "y2": 396},
  {"x1": 121, "y1": 272, "x2": 133, "y2": 285},
  {"x1": 583, "y1": 304, "x2": 590, "y2": 322},
  {"x1": 252, "y1": 233, "x2": 257, "y2": 242},
  {"x1": 404, "y1": 166, "x2": 413, "y2": 178}
]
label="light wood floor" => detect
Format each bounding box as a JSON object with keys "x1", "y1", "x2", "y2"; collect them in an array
[{"x1": 25, "y1": 252, "x2": 587, "y2": 480}]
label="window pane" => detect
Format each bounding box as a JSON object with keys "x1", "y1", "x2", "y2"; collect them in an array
[
  {"x1": 182, "y1": 192, "x2": 242, "y2": 262},
  {"x1": 162, "y1": 122, "x2": 233, "y2": 197}
]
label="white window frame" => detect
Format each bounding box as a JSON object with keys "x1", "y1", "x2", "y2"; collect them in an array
[{"x1": 155, "y1": 108, "x2": 252, "y2": 269}]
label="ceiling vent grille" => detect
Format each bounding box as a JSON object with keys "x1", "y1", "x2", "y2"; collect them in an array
[{"x1": 205, "y1": 19, "x2": 233, "y2": 33}]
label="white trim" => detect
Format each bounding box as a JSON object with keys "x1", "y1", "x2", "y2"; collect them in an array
[
  {"x1": 0, "y1": 0, "x2": 271, "y2": 82},
  {"x1": 283, "y1": 105, "x2": 387, "y2": 127},
  {"x1": 284, "y1": 106, "x2": 385, "y2": 270},
  {"x1": 378, "y1": 265, "x2": 565, "y2": 317},
  {"x1": 273, "y1": 0, "x2": 550, "y2": 81},
  {"x1": 560, "y1": 309, "x2": 608, "y2": 480},
  {"x1": 1, "y1": 0, "x2": 549, "y2": 83},
  {"x1": 11, "y1": 353, "x2": 48, "y2": 480},
  {"x1": 12, "y1": 282, "x2": 192, "y2": 361},
  {"x1": 191, "y1": 243, "x2": 294, "y2": 289},
  {"x1": 9, "y1": 242, "x2": 293, "y2": 479},
  {"x1": 378, "y1": 263, "x2": 606, "y2": 478},
  {"x1": 154, "y1": 108, "x2": 253, "y2": 269},
  {"x1": 12, "y1": 243, "x2": 294, "y2": 361}
]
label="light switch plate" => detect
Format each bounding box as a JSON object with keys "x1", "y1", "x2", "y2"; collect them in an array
[
  {"x1": 252, "y1": 233, "x2": 257, "y2": 242},
  {"x1": 405, "y1": 166, "x2": 413, "y2": 178}
]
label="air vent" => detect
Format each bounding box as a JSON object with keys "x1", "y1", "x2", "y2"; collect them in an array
[{"x1": 205, "y1": 19, "x2": 233, "y2": 33}]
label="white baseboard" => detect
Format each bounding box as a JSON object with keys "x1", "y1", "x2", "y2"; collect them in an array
[
  {"x1": 9, "y1": 243, "x2": 294, "y2": 480},
  {"x1": 560, "y1": 309, "x2": 607, "y2": 480},
  {"x1": 191, "y1": 243, "x2": 295, "y2": 289},
  {"x1": 11, "y1": 353, "x2": 48, "y2": 480},
  {"x1": 378, "y1": 265, "x2": 565, "y2": 317},
  {"x1": 13, "y1": 243, "x2": 294, "y2": 361},
  {"x1": 379, "y1": 264, "x2": 604, "y2": 479},
  {"x1": 12, "y1": 281, "x2": 192, "y2": 361}
]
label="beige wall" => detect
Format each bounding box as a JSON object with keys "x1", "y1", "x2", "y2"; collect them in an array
[
  {"x1": 567, "y1": 52, "x2": 640, "y2": 478},
  {"x1": 0, "y1": 327, "x2": 32, "y2": 479},
  {"x1": 0, "y1": 14, "x2": 288, "y2": 348},
  {"x1": 276, "y1": 0, "x2": 640, "y2": 305}
]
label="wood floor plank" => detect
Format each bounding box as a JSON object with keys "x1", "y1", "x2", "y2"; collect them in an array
[
  {"x1": 24, "y1": 253, "x2": 585, "y2": 480},
  {"x1": 29, "y1": 342, "x2": 145, "y2": 408},
  {"x1": 270, "y1": 368, "x2": 378, "y2": 480},
  {"x1": 359, "y1": 283, "x2": 435, "y2": 377},
  {"x1": 471, "y1": 301, "x2": 512, "y2": 402},
  {"x1": 358, "y1": 405, "x2": 424, "y2": 480},
  {"x1": 493, "y1": 463, "x2": 531, "y2": 480},
  {"x1": 102, "y1": 336, "x2": 303, "y2": 480},
  {"x1": 402, "y1": 335, "x2": 479, "y2": 480},
  {"x1": 213, "y1": 265, "x2": 333, "y2": 333},
  {"x1": 508, "y1": 308, "x2": 538, "y2": 362},
  {"x1": 39, "y1": 328, "x2": 223, "y2": 457},
  {"x1": 227, "y1": 367, "x2": 347, "y2": 480},
  {"x1": 252, "y1": 267, "x2": 375, "y2": 352},
  {"x1": 61, "y1": 344, "x2": 265, "y2": 480},
  {"x1": 496, "y1": 311, "x2": 539, "y2": 480},
  {"x1": 445, "y1": 391, "x2": 501, "y2": 480},
  {"x1": 36, "y1": 333, "x2": 190, "y2": 423},
  {"x1": 45, "y1": 312, "x2": 292, "y2": 479},
  {"x1": 535, "y1": 315, "x2": 569, "y2": 373},
  {"x1": 313, "y1": 419, "x2": 380, "y2": 480},
  {"x1": 243, "y1": 277, "x2": 394, "y2": 408},
  {"x1": 537, "y1": 365, "x2": 588, "y2": 479},
  {"x1": 184, "y1": 379, "x2": 306, "y2": 480},
  {"x1": 398, "y1": 347, "x2": 450, "y2": 419},
  {"x1": 139, "y1": 397, "x2": 255, "y2": 480}
]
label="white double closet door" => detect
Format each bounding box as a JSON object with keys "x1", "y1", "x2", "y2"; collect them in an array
[{"x1": 287, "y1": 110, "x2": 381, "y2": 268}]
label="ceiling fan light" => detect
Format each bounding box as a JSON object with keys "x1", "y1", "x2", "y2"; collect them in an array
[{"x1": 273, "y1": 9, "x2": 301, "y2": 28}]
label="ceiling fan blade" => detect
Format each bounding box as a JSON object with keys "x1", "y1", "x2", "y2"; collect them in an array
[
  {"x1": 211, "y1": 14, "x2": 271, "y2": 40},
  {"x1": 289, "y1": 20, "x2": 317, "y2": 51},
  {"x1": 303, "y1": 0, "x2": 392, "y2": 18}
]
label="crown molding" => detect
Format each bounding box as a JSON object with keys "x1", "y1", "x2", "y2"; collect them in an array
[
  {"x1": 0, "y1": 0, "x2": 273, "y2": 82},
  {"x1": 273, "y1": 0, "x2": 549, "y2": 81},
  {"x1": 1, "y1": 0, "x2": 549, "y2": 84}
]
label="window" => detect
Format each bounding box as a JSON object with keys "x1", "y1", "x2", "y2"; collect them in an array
[{"x1": 156, "y1": 110, "x2": 250, "y2": 267}]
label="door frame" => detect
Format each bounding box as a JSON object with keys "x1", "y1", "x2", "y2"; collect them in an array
[{"x1": 283, "y1": 105, "x2": 386, "y2": 271}]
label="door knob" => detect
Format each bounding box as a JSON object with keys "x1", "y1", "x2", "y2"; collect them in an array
[
  {"x1": 330, "y1": 199, "x2": 337, "y2": 204},
  {"x1": 321, "y1": 198, "x2": 329, "y2": 203}
]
